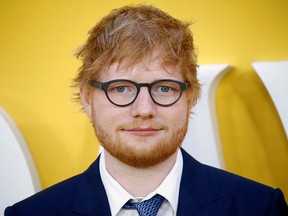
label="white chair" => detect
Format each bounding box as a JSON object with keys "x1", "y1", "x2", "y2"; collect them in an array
[
  {"x1": 0, "y1": 106, "x2": 41, "y2": 213},
  {"x1": 182, "y1": 64, "x2": 231, "y2": 169},
  {"x1": 252, "y1": 61, "x2": 288, "y2": 137}
]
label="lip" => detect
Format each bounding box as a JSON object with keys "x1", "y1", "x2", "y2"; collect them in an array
[{"x1": 123, "y1": 127, "x2": 162, "y2": 136}]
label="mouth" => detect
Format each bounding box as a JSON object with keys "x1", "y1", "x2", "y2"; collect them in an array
[{"x1": 122, "y1": 127, "x2": 163, "y2": 136}]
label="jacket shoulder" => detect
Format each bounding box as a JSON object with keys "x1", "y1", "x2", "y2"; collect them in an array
[
  {"x1": 4, "y1": 157, "x2": 108, "y2": 216},
  {"x1": 180, "y1": 148, "x2": 288, "y2": 215},
  {"x1": 5, "y1": 173, "x2": 83, "y2": 215}
]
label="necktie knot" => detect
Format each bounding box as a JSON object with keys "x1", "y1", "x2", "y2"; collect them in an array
[{"x1": 123, "y1": 194, "x2": 165, "y2": 216}]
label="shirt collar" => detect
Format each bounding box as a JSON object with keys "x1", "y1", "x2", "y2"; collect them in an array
[
  {"x1": 152, "y1": 149, "x2": 183, "y2": 212},
  {"x1": 99, "y1": 148, "x2": 183, "y2": 216}
]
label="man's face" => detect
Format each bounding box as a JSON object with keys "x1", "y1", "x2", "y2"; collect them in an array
[{"x1": 82, "y1": 58, "x2": 190, "y2": 168}]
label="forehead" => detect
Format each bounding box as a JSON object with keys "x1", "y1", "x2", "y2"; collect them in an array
[{"x1": 98, "y1": 57, "x2": 183, "y2": 82}]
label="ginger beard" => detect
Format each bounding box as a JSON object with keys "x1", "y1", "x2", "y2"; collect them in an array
[{"x1": 91, "y1": 107, "x2": 190, "y2": 168}]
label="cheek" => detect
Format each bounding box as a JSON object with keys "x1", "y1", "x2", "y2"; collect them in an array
[
  {"x1": 92, "y1": 103, "x2": 125, "y2": 128},
  {"x1": 174, "y1": 109, "x2": 188, "y2": 126},
  {"x1": 168, "y1": 101, "x2": 189, "y2": 122}
]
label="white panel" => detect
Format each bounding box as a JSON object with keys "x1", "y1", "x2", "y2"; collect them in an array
[
  {"x1": 0, "y1": 106, "x2": 41, "y2": 213},
  {"x1": 182, "y1": 64, "x2": 231, "y2": 169},
  {"x1": 252, "y1": 61, "x2": 288, "y2": 137}
]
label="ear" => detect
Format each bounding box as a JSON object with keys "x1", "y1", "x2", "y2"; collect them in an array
[{"x1": 80, "y1": 87, "x2": 93, "y2": 119}]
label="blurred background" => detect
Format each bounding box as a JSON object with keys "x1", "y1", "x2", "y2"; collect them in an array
[{"x1": 0, "y1": 0, "x2": 287, "y2": 199}]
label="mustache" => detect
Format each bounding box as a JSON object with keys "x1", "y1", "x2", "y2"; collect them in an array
[{"x1": 116, "y1": 121, "x2": 167, "y2": 131}]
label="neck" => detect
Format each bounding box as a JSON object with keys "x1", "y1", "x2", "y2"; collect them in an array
[{"x1": 104, "y1": 149, "x2": 178, "y2": 198}]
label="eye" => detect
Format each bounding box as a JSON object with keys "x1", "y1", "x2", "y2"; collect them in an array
[
  {"x1": 110, "y1": 86, "x2": 133, "y2": 93},
  {"x1": 158, "y1": 86, "x2": 172, "y2": 93},
  {"x1": 108, "y1": 82, "x2": 136, "y2": 94},
  {"x1": 114, "y1": 86, "x2": 127, "y2": 92},
  {"x1": 153, "y1": 82, "x2": 180, "y2": 95}
]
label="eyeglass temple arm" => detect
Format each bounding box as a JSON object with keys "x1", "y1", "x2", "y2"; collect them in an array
[{"x1": 89, "y1": 80, "x2": 102, "y2": 89}]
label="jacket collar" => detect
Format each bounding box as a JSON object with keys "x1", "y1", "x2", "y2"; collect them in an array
[
  {"x1": 71, "y1": 156, "x2": 111, "y2": 216},
  {"x1": 177, "y1": 148, "x2": 232, "y2": 216}
]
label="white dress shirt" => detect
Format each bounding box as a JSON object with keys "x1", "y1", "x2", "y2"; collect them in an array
[{"x1": 99, "y1": 148, "x2": 183, "y2": 216}]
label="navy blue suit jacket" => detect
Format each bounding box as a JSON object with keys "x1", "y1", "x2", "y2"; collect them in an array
[{"x1": 5, "y1": 149, "x2": 288, "y2": 215}]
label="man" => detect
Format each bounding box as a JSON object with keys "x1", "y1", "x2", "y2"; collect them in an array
[{"x1": 5, "y1": 4, "x2": 288, "y2": 216}]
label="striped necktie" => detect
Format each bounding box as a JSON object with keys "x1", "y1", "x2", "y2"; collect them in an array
[{"x1": 123, "y1": 194, "x2": 165, "y2": 216}]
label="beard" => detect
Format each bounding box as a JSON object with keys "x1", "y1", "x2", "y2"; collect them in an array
[{"x1": 91, "y1": 110, "x2": 189, "y2": 168}]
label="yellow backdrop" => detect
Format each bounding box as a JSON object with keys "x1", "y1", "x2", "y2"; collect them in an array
[{"x1": 0, "y1": 0, "x2": 287, "y2": 198}]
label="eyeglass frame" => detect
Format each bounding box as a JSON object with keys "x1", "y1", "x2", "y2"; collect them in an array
[{"x1": 88, "y1": 79, "x2": 191, "y2": 107}]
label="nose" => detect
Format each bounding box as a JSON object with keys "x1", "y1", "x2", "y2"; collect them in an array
[{"x1": 130, "y1": 87, "x2": 157, "y2": 118}]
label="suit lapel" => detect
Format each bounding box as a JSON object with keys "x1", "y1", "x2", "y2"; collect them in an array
[
  {"x1": 71, "y1": 155, "x2": 111, "y2": 216},
  {"x1": 177, "y1": 149, "x2": 232, "y2": 216}
]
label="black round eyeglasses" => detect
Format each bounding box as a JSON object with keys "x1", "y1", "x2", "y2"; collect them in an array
[{"x1": 88, "y1": 79, "x2": 191, "y2": 107}]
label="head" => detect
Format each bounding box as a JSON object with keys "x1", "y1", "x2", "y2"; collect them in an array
[{"x1": 73, "y1": 5, "x2": 201, "y2": 168}]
